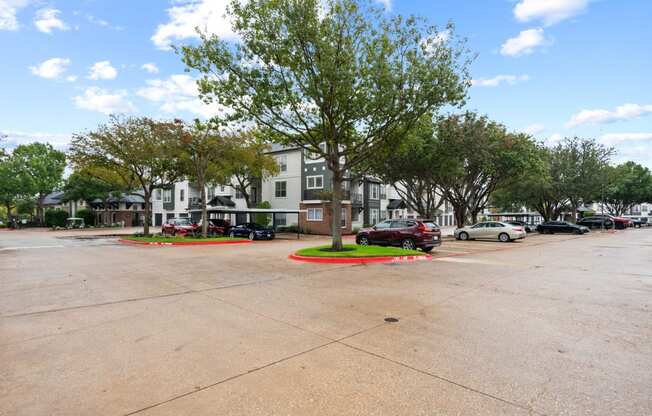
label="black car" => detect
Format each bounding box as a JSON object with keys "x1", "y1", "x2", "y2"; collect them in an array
[
  {"x1": 536, "y1": 221, "x2": 589, "y2": 234},
  {"x1": 576, "y1": 216, "x2": 615, "y2": 229},
  {"x1": 507, "y1": 220, "x2": 532, "y2": 233},
  {"x1": 228, "y1": 222, "x2": 275, "y2": 240}
]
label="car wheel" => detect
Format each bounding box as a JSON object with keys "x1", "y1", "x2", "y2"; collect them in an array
[
  {"x1": 422, "y1": 246, "x2": 433, "y2": 253},
  {"x1": 401, "y1": 239, "x2": 416, "y2": 250},
  {"x1": 458, "y1": 232, "x2": 469, "y2": 241},
  {"x1": 358, "y1": 235, "x2": 369, "y2": 246},
  {"x1": 229, "y1": 231, "x2": 235, "y2": 238},
  {"x1": 498, "y1": 233, "x2": 510, "y2": 243},
  {"x1": 574, "y1": 229, "x2": 582, "y2": 234},
  {"x1": 248, "y1": 231, "x2": 255, "y2": 240}
]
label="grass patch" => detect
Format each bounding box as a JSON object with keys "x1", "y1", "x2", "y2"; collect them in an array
[
  {"x1": 123, "y1": 236, "x2": 247, "y2": 243},
  {"x1": 295, "y1": 244, "x2": 425, "y2": 258}
]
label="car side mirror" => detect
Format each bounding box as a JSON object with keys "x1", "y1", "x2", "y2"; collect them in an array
[{"x1": 372, "y1": 226, "x2": 377, "y2": 230}]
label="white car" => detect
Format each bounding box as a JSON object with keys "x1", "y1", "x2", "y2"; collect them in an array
[{"x1": 454, "y1": 221, "x2": 527, "y2": 242}]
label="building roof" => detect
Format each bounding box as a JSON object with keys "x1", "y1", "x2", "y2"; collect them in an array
[
  {"x1": 268, "y1": 143, "x2": 300, "y2": 153},
  {"x1": 42, "y1": 191, "x2": 65, "y2": 205},
  {"x1": 207, "y1": 195, "x2": 236, "y2": 207},
  {"x1": 90, "y1": 191, "x2": 145, "y2": 204},
  {"x1": 387, "y1": 199, "x2": 406, "y2": 210}
]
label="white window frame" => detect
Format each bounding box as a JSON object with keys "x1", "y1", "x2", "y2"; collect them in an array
[
  {"x1": 180, "y1": 189, "x2": 185, "y2": 202},
  {"x1": 370, "y1": 183, "x2": 379, "y2": 200},
  {"x1": 275, "y1": 181, "x2": 287, "y2": 198},
  {"x1": 305, "y1": 142, "x2": 327, "y2": 163},
  {"x1": 370, "y1": 208, "x2": 379, "y2": 225},
  {"x1": 163, "y1": 189, "x2": 172, "y2": 203},
  {"x1": 306, "y1": 175, "x2": 324, "y2": 190},
  {"x1": 341, "y1": 207, "x2": 347, "y2": 228},
  {"x1": 277, "y1": 154, "x2": 288, "y2": 173},
  {"x1": 155, "y1": 189, "x2": 162, "y2": 201},
  {"x1": 307, "y1": 208, "x2": 323, "y2": 221}
]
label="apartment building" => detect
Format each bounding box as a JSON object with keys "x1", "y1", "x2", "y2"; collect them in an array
[{"x1": 150, "y1": 144, "x2": 393, "y2": 234}]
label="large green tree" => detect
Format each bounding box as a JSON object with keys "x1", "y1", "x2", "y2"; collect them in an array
[
  {"x1": 222, "y1": 131, "x2": 279, "y2": 209},
  {"x1": 0, "y1": 156, "x2": 22, "y2": 217},
  {"x1": 62, "y1": 167, "x2": 121, "y2": 205},
  {"x1": 11, "y1": 142, "x2": 66, "y2": 223},
  {"x1": 181, "y1": 0, "x2": 470, "y2": 250},
  {"x1": 69, "y1": 116, "x2": 184, "y2": 236},
  {"x1": 554, "y1": 137, "x2": 613, "y2": 219},
  {"x1": 178, "y1": 121, "x2": 230, "y2": 237},
  {"x1": 603, "y1": 161, "x2": 652, "y2": 216},
  {"x1": 435, "y1": 112, "x2": 538, "y2": 226}
]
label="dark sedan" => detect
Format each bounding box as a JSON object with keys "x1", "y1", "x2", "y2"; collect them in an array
[
  {"x1": 228, "y1": 222, "x2": 275, "y2": 240},
  {"x1": 507, "y1": 220, "x2": 532, "y2": 233},
  {"x1": 536, "y1": 221, "x2": 589, "y2": 234}
]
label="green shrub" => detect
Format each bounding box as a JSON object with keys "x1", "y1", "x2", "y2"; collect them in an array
[
  {"x1": 44, "y1": 209, "x2": 69, "y2": 228},
  {"x1": 76, "y1": 209, "x2": 95, "y2": 226},
  {"x1": 256, "y1": 201, "x2": 271, "y2": 225}
]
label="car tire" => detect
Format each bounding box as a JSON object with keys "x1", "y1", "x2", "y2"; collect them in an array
[
  {"x1": 401, "y1": 239, "x2": 416, "y2": 250},
  {"x1": 458, "y1": 232, "x2": 469, "y2": 241},
  {"x1": 248, "y1": 231, "x2": 255, "y2": 240},
  {"x1": 574, "y1": 229, "x2": 582, "y2": 234},
  {"x1": 498, "y1": 233, "x2": 510, "y2": 243},
  {"x1": 422, "y1": 246, "x2": 434, "y2": 253},
  {"x1": 358, "y1": 235, "x2": 369, "y2": 246}
]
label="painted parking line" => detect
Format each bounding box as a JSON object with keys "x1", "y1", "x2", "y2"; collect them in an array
[
  {"x1": 0, "y1": 245, "x2": 65, "y2": 251},
  {"x1": 435, "y1": 257, "x2": 511, "y2": 266}
]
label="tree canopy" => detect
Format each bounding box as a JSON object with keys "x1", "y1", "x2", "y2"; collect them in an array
[
  {"x1": 181, "y1": 0, "x2": 471, "y2": 249},
  {"x1": 603, "y1": 161, "x2": 652, "y2": 216}
]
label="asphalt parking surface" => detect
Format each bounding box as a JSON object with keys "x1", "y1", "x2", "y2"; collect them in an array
[{"x1": 1, "y1": 228, "x2": 651, "y2": 415}]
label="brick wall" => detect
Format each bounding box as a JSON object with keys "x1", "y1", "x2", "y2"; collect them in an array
[{"x1": 299, "y1": 202, "x2": 352, "y2": 235}]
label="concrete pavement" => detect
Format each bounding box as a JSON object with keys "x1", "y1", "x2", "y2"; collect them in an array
[{"x1": 1, "y1": 228, "x2": 651, "y2": 415}]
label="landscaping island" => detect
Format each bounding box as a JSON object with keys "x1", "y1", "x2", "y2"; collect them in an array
[
  {"x1": 118, "y1": 236, "x2": 251, "y2": 246},
  {"x1": 289, "y1": 244, "x2": 432, "y2": 264}
]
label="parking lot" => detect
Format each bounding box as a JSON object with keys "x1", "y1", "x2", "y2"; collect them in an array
[{"x1": 1, "y1": 228, "x2": 651, "y2": 415}]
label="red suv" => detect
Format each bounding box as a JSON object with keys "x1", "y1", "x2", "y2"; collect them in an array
[{"x1": 356, "y1": 219, "x2": 442, "y2": 252}]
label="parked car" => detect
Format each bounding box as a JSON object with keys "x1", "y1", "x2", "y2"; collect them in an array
[
  {"x1": 161, "y1": 217, "x2": 198, "y2": 236},
  {"x1": 454, "y1": 221, "x2": 526, "y2": 242},
  {"x1": 65, "y1": 217, "x2": 85, "y2": 229},
  {"x1": 356, "y1": 219, "x2": 442, "y2": 252},
  {"x1": 197, "y1": 218, "x2": 231, "y2": 235},
  {"x1": 576, "y1": 215, "x2": 629, "y2": 229},
  {"x1": 536, "y1": 221, "x2": 589, "y2": 234},
  {"x1": 229, "y1": 222, "x2": 275, "y2": 240},
  {"x1": 507, "y1": 220, "x2": 532, "y2": 233},
  {"x1": 627, "y1": 217, "x2": 649, "y2": 228}
]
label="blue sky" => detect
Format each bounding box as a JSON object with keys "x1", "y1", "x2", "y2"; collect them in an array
[{"x1": 1, "y1": 0, "x2": 651, "y2": 168}]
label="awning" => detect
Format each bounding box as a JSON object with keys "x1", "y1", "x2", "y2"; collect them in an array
[
  {"x1": 207, "y1": 195, "x2": 236, "y2": 207},
  {"x1": 387, "y1": 199, "x2": 406, "y2": 210}
]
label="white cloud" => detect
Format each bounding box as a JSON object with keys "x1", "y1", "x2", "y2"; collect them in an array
[
  {"x1": 151, "y1": 0, "x2": 237, "y2": 50},
  {"x1": 65, "y1": 75, "x2": 77, "y2": 82},
  {"x1": 514, "y1": 0, "x2": 591, "y2": 26},
  {"x1": 141, "y1": 63, "x2": 159, "y2": 74},
  {"x1": 375, "y1": 0, "x2": 392, "y2": 11},
  {"x1": 521, "y1": 123, "x2": 545, "y2": 135},
  {"x1": 566, "y1": 104, "x2": 652, "y2": 127},
  {"x1": 34, "y1": 8, "x2": 69, "y2": 34},
  {"x1": 500, "y1": 28, "x2": 547, "y2": 56},
  {"x1": 0, "y1": 130, "x2": 71, "y2": 150},
  {"x1": 600, "y1": 133, "x2": 652, "y2": 146},
  {"x1": 87, "y1": 60, "x2": 118, "y2": 80},
  {"x1": 73, "y1": 87, "x2": 135, "y2": 114},
  {"x1": 29, "y1": 57, "x2": 70, "y2": 79},
  {"x1": 0, "y1": 0, "x2": 29, "y2": 31},
  {"x1": 472, "y1": 74, "x2": 530, "y2": 87},
  {"x1": 544, "y1": 133, "x2": 563, "y2": 146},
  {"x1": 136, "y1": 74, "x2": 223, "y2": 118}
]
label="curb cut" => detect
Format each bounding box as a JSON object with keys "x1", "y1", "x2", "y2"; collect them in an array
[
  {"x1": 118, "y1": 239, "x2": 252, "y2": 246},
  {"x1": 288, "y1": 253, "x2": 432, "y2": 264}
]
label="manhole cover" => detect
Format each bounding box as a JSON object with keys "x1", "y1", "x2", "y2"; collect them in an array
[{"x1": 384, "y1": 317, "x2": 399, "y2": 323}]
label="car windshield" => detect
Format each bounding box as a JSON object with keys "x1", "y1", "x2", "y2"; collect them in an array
[
  {"x1": 374, "y1": 221, "x2": 391, "y2": 230},
  {"x1": 175, "y1": 219, "x2": 191, "y2": 225},
  {"x1": 423, "y1": 222, "x2": 439, "y2": 229}
]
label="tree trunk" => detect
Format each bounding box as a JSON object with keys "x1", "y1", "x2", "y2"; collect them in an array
[
  {"x1": 453, "y1": 205, "x2": 467, "y2": 228},
  {"x1": 200, "y1": 184, "x2": 208, "y2": 238},
  {"x1": 331, "y1": 170, "x2": 343, "y2": 251},
  {"x1": 37, "y1": 193, "x2": 45, "y2": 225},
  {"x1": 143, "y1": 189, "x2": 151, "y2": 236}
]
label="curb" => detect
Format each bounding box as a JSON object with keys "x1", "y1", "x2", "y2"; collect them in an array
[
  {"x1": 288, "y1": 253, "x2": 432, "y2": 264},
  {"x1": 118, "y1": 239, "x2": 252, "y2": 246}
]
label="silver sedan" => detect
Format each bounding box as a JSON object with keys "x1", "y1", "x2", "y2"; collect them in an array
[{"x1": 454, "y1": 221, "x2": 527, "y2": 242}]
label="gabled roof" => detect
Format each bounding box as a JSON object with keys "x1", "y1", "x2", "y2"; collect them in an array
[
  {"x1": 42, "y1": 191, "x2": 65, "y2": 205},
  {"x1": 387, "y1": 199, "x2": 406, "y2": 210},
  {"x1": 207, "y1": 195, "x2": 236, "y2": 207}
]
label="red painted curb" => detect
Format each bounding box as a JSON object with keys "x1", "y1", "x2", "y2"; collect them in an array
[
  {"x1": 118, "y1": 239, "x2": 251, "y2": 246},
  {"x1": 288, "y1": 253, "x2": 432, "y2": 264}
]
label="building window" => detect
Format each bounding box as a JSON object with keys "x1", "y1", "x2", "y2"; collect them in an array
[
  {"x1": 155, "y1": 189, "x2": 162, "y2": 201},
  {"x1": 370, "y1": 183, "x2": 379, "y2": 200},
  {"x1": 180, "y1": 189, "x2": 185, "y2": 202},
  {"x1": 275, "y1": 181, "x2": 287, "y2": 198},
  {"x1": 380, "y1": 185, "x2": 386, "y2": 200},
  {"x1": 307, "y1": 208, "x2": 323, "y2": 221},
  {"x1": 306, "y1": 142, "x2": 327, "y2": 162},
  {"x1": 341, "y1": 207, "x2": 347, "y2": 227},
  {"x1": 306, "y1": 175, "x2": 323, "y2": 189},
  {"x1": 163, "y1": 189, "x2": 172, "y2": 203},
  {"x1": 274, "y1": 213, "x2": 287, "y2": 226},
  {"x1": 207, "y1": 187, "x2": 214, "y2": 201},
  {"x1": 277, "y1": 154, "x2": 287, "y2": 173},
  {"x1": 235, "y1": 187, "x2": 244, "y2": 199},
  {"x1": 220, "y1": 185, "x2": 225, "y2": 192},
  {"x1": 370, "y1": 208, "x2": 379, "y2": 225}
]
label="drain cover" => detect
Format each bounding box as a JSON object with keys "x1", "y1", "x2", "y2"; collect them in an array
[{"x1": 384, "y1": 317, "x2": 399, "y2": 323}]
